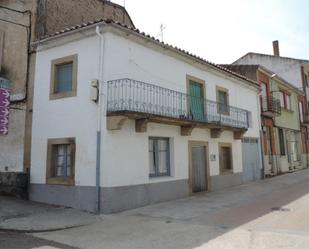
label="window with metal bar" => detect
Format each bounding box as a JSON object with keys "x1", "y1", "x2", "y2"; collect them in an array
[
  {"x1": 149, "y1": 137, "x2": 170, "y2": 177},
  {"x1": 55, "y1": 144, "x2": 72, "y2": 177},
  {"x1": 46, "y1": 138, "x2": 75, "y2": 185}
]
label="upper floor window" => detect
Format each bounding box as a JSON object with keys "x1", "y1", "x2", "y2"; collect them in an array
[
  {"x1": 279, "y1": 90, "x2": 291, "y2": 111},
  {"x1": 216, "y1": 87, "x2": 229, "y2": 115},
  {"x1": 304, "y1": 73, "x2": 308, "y2": 87},
  {"x1": 50, "y1": 54, "x2": 78, "y2": 100},
  {"x1": 299, "y1": 101, "x2": 304, "y2": 123}
]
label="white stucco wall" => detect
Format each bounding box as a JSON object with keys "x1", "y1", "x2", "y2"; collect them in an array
[
  {"x1": 31, "y1": 36, "x2": 100, "y2": 186},
  {"x1": 31, "y1": 28, "x2": 260, "y2": 188},
  {"x1": 234, "y1": 54, "x2": 304, "y2": 88}
]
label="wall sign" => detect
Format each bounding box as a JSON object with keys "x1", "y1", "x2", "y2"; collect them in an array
[{"x1": 0, "y1": 77, "x2": 10, "y2": 135}]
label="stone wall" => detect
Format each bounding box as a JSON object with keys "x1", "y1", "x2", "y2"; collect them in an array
[
  {"x1": 0, "y1": 172, "x2": 28, "y2": 198},
  {"x1": 37, "y1": 0, "x2": 134, "y2": 37}
]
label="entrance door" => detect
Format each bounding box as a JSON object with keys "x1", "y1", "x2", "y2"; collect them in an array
[
  {"x1": 242, "y1": 137, "x2": 261, "y2": 183},
  {"x1": 190, "y1": 143, "x2": 208, "y2": 193},
  {"x1": 189, "y1": 80, "x2": 204, "y2": 120}
]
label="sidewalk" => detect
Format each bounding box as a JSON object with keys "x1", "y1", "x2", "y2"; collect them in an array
[
  {"x1": 0, "y1": 168, "x2": 309, "y2": 248},
  {"x1": 0, "y1": 196, "x2": 98, "y2": 232}
]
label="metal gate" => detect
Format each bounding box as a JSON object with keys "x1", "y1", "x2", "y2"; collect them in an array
[{"x1": 242, "y1": 137, "x2": 261, "y2": 183}]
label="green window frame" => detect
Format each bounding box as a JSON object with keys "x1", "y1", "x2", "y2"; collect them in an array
[{"x1": 216, "y1": 87, "x2": 229, "y2": 115}]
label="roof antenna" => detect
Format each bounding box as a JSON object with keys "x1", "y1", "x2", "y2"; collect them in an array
[
  {"x1": 160, "y1": 24, "x2": 166, "y2": 42},
  {"x1": 123, "y1": 0, "x2": 126, "y2": 7}
]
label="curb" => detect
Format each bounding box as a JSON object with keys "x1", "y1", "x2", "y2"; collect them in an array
[{"x1": 0, "y1": 224, "x2": 88, "y2": 233}]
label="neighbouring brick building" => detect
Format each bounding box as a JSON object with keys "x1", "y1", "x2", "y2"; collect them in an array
[{"x1": 0, "y1": 0, "x2": 134, "y2": 176}]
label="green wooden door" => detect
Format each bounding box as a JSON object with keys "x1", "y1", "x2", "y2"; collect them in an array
[{"x1": 189, "y1": 80, "x2": 204, "y2": 120}]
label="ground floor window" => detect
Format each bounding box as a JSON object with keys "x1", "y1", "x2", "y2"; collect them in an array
[
  {"x1": 46, "y1": 138, "x2": 75, "y2": 185},
  {"x1": 149, "y1": 137, "x2": 170, "y2": 177},
  {"x1": 219, "y1": 143, "x2": 233, "y2": 174},
  {"x1": 278, "y1": 128, "x2": 286, "y2": 156}
]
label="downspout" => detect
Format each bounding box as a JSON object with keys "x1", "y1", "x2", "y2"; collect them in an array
[
  {"x1": 95, "y1": 25, "x2": 105, "y2": 213},
  {"x1": 256, "y1": 77, "x2": 265, "y2": 179}
]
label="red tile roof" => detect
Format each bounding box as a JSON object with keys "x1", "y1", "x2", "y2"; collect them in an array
[{"x1": 37, "y1": 18, "x2": 260, "y2": 88}]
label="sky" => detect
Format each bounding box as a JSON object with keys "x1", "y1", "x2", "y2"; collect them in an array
[{"x1": 112, "y1": 0, "x2": 309, "y2": 64}]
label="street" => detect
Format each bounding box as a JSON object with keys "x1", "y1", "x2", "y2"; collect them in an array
[{"x1": 1, "y1": 169, "x2": 309, "y2": 249}]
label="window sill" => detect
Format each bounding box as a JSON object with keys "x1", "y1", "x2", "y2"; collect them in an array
[
  {"x1": 149, "y1": 175, "x2": 173, "y2": 182},
  {"x1": 220, "y1": 170, "x2": 233, "y2": 175},
  {"x1": 46, "y1": 177, "x2": 75, "y2": 186},
  {"x1": 218, "y1": 111, "x2": 230, "y2": 116},
  {"x1": 49, "y1": 90, "x2": 77, "y2": 100},
  {"x1": 281, "y1": 108, "x2": 293, "y2": 113}
]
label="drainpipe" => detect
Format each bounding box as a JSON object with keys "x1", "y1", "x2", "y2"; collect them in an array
[
  {"x1": 95, "y1": 25, "x2": 105, "y2": 213},
  {"x1": 257, "y1": 91, "x2": 265, "y2": 179}
]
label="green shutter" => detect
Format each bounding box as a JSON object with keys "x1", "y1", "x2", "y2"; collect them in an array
[{"x1": 189, "y1": 80, "x2": 204, "y2": 119}]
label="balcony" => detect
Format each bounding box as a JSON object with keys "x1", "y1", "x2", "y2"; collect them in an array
[
  {"x1": 260, "y1": 96, "x2": 281, "y2": 117},
  {"x1": 106, "y1": 79, "x2": 250, "y2": 139}
]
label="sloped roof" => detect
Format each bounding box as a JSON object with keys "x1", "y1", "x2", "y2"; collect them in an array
[
  {"x1": 234, "y1": 52, "x2": 309, "y2": 64},
  {"x1": 221, "y1": 64, "x2": 304, "y2": 95},
  {"x1": 36, "y1": 18, "x2": 260, "y2": 88}
]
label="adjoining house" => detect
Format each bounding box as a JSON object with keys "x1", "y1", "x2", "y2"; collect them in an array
[
  {"x1": 30, "y1": 19, "x2": 262, "y2": 213},
  {"x1": 222, "y1": 64, "x2": 307, "y2": 176},
  {"x1": 232, "y1": 41, "x2": 309, "y2": 175}
]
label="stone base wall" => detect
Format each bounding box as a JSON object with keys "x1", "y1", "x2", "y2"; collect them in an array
[
  {"x1": 0, "y1": 172, "x2": 28, "y2": 198},
  {"x1": 30, "y1": 173, "x2": 244, "y2": 213}
]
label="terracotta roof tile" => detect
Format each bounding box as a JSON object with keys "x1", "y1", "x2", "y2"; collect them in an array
[{"x1": 37, "y1": 18, "x2": 259, "y2": 88}]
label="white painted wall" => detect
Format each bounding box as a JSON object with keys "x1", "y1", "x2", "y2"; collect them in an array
[
  {"x1": 31, "y1": 27, "x2": 260, "y2": 188},
  {"x1": 234, "y1": 54, "x2": 304, "y2": 88},
  {"x1": 31, "y1": 36, "x2": 100, "y2": 186}
]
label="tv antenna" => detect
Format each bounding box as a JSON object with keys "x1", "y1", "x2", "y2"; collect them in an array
[{"x1": 160, "y1": 24, "x2": 166, "y2": 42}]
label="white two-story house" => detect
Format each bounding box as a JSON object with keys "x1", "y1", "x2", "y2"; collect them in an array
[{"x1": 30, "y1": 19, "x2": 262, "y2": 213}]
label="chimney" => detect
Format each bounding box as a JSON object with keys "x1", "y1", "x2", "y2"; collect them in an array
[{"x1": 273, "y1": 40, "x2": 280, "y2": 56}]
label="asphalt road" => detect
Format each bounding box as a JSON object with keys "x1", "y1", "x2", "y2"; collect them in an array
[{"x1": 0, "y1": 231, "x2": 78, "y2": 249}]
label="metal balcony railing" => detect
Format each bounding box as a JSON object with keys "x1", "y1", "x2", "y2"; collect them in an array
[
  {"x1": 107, "y1": 79, "x2": 250, "y2": 129},
  {"x1": 260, "y1": 96, "x2": 281, "y2": 115}
]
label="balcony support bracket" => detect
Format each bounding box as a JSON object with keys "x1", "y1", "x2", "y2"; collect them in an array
[
  {"x1": 107, "y1": 116, "x2": 128, "y2": 130},
  {"x1": 234, "y1": 130, "x2": 246, "y2": 140},
  {"x1": 181, "y1": 125, "x2": 195, "y2": 136},
  {"x1": 135, "y1": 118, "x2": 149, "y2": 133},
  {"x1": 210, "y1": 128, "x2": 224, "y2": 138}
]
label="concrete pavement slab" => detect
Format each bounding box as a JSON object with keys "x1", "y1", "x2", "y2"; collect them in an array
[
  {"x1": 0, "y1": 196, "x2": 98, "y2": 232},
  {"x1": 31, "y1": 169, "x2": 309, "y2": 249}
]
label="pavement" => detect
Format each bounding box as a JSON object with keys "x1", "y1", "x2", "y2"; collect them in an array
[
  {"x1": 0, "y1": 196, "x2": 98, "y2": 232},
  {"x1": 1, "y1": 169, "x2": 309, "y2": 248},
  {"x1": 0, "y1": 231, "x2": 79, "y2": 249}
]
